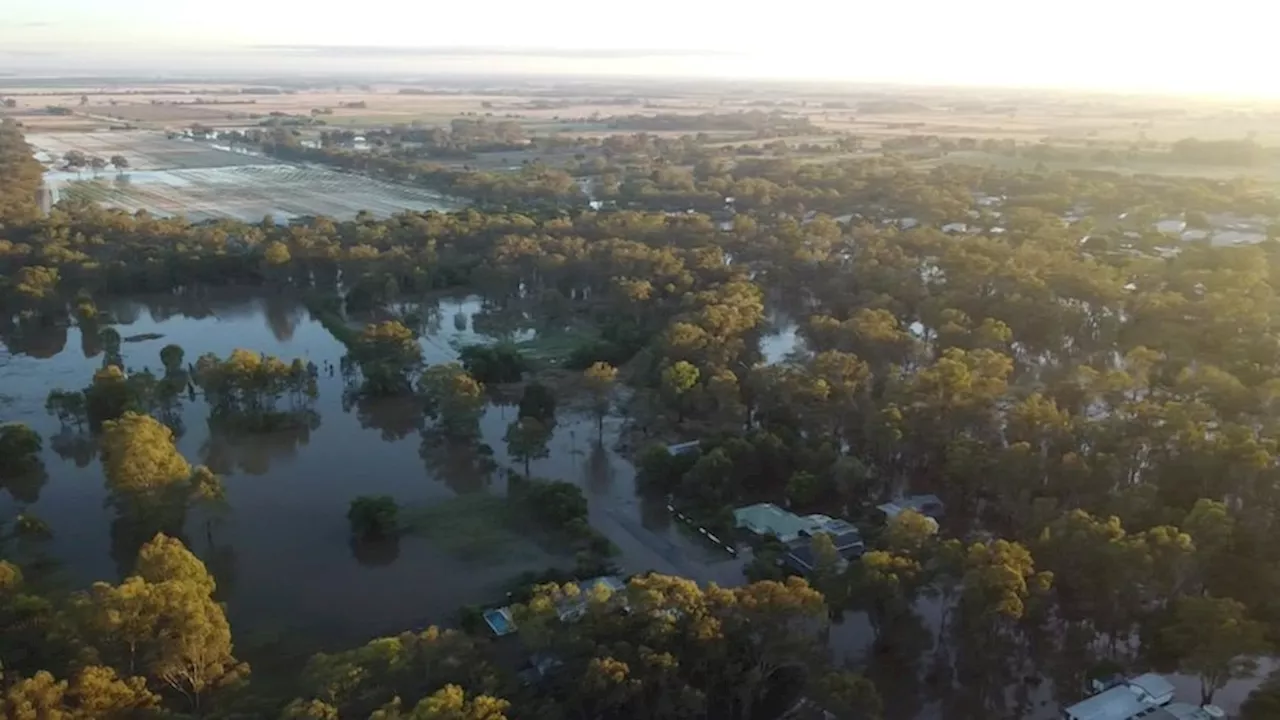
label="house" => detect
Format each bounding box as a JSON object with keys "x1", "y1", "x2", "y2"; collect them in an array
[
  {"x1": 877, "y1": 494, "x2": 945, "y2": 521},
  {"x1": 555, "y1": 575, "x2": 626, "y2": 622},
  {"x1": 784, "y1": 528, "x2": 866, "y2": 574},
  {"x1": 1063, "y1": 673, "x2": 1175, "y2": 720},
  {"x1": 735, "y1": 503, "x2": 818, "y2": 543},
  {"x1": 1155, "y1": 219, "x2": 1187, "y2": 235}
]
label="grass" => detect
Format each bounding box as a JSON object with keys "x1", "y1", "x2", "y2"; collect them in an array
[
  {"x1": 514, "y1": 325, "x2": 598, "y2": 364},
  {"x1": 401, "y1": 494, "x2": 537, "y2": 562}
]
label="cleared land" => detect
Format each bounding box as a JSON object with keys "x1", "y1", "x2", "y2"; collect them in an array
[{"x1": 28, "y1": 131, "x2": 460, "y2": 222}]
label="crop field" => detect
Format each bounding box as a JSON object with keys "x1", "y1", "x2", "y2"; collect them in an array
[{"x1": 29, "y1": 131, "x2": 460, "y2": 222}]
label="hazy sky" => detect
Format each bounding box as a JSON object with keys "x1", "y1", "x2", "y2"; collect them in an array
[{"x1": 5, "y1": 0, "x2": 1277, "y2": 96}]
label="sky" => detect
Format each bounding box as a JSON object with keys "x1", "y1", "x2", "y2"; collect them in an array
[{"x1": 4, "y1": 0, "x2": 1278, "y2": 97}]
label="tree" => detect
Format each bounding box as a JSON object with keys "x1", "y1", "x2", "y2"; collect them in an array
[
  {"x1": 517, "y1": 381, "x2": 556, "y2": 425},
  {"x1": 1161, "y1": 595, "x2": 1269, "y2": 704},
  {"x1": 420, "y1": 364, "x2": 485, "y2": 439},
  {"x1": 351, "y1": 321, "x2": 422, "y2": 396},
  {"x1": 504, "y1": 416, "x2": 551, "y2": 477},
  {"x1": 135, "y1": 532, "x2": 216, "y2": 596},
  {"x1": 370, "y1": 684, "x2": 510, "y2": 720},
  {"x1": 661, "y1": 361, "x2": 700, "y2": 423},
  {"x1": 348, "y1": 496, "x2": 400, "y2": 539},
  {"x1": 100, "y1": 413, "x2": 192, "y2": 495},
  {"x1": 0, "y1": 422, "x2": 42, "y2": 476},
  {"x1": 811, "y1": 671, "x2": 883, "y2": 720},
  {"x1": 89, "y1": 156, "x2": 107, "y2": 176},
  {"x1": 109, "y1": 154, "x2": 129, "y2": 172},
  {"x1": 1242, "y1": 672, "x2": 1280, "y2": 720},
  {"x1": 263, "y1": 240, "x2": 292, "y2": 266},
  {"x1": 583, "y1": 361, "x2": 618, "y2": 441},
  {"x1": 160, "y1": 344, "x2": 186, "y2": 375},
  {"x1": 0, "y1": 667, "x2": 159, "y2": 720}
]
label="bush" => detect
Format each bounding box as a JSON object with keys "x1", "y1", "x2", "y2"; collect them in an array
[
  {"x1": 347, "y1": 495, "x2": 400, "y2": 539},
  {"x1": 459, "y1": 343, "x2": 527, "y2": 384}
]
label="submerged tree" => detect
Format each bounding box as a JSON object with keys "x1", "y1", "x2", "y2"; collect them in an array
[
  {"x1": 504, "y1": 416, "x2": 552, "y2": 478},
  {"x1": 583, "y1": 361, "x2": 617, "y2": 441},
  {"x1": 350, "y1": 321, "x2": 422, "y2": 396},
  {"x1": 421, "y1": 364, "x2": 486, "y2": 439}
]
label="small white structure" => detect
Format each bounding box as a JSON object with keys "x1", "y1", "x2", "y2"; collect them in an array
[
  {"x1": 941, "y1": 222, "x2": 969, "y2": 234},
  {"x1": 1155, "y1": 219, "x2": 1187, "y2": 235}
]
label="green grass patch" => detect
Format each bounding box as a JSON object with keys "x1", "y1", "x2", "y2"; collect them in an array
[
  {"x1": 514, "y1": 325, "x2": 599, "y2": 364},
  {"x1": 302, "y1": 295, "x2": 359, "y2": 347},
  {"x1": 401, "y1": 494, "x2": 536, "y2": 562}
]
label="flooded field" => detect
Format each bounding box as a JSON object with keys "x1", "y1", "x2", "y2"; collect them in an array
[
  {"x1": 0, "y1": 292, "x2": 741, "y2": 648},
  {"x1": 28, "y1": 131, "x2": 461, "y2": 221}
]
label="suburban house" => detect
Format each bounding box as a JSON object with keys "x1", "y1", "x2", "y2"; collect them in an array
[
  {"x1": 483, "y1": 575, "x2": 627, "y2": 636},
  {"x1": 1062, "y1": 673, "x2": 1223, "y2": 720},
  {"x1": 734, "y1": 503, "x2": 865, "y2": 575}
]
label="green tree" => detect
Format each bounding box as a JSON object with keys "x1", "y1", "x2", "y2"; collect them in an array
[
  {"x1": 351, "y1": 321, "x2": 423, "y2": 396},
  {"x1": 516, "y1": 382, "x2": 556, "y2": 425},
  {"x1": 1161, "y1": 595, "x2": 1269, "y2": 704},
  {"x1": 348, "y1": 496, "x2": 400, "y2": 539},
  {"x1": 420, "y1": 364, "x2": 485, "y2": 439},
  {"x1": 0, "y1": 422, "x2": 42, "y2": 477},
  {"x1": 504, "y1": 417, "x2": 551, "y2": 478},
  {"x1": 812, "y1": 671, "x2": 883, "y2": 720}
]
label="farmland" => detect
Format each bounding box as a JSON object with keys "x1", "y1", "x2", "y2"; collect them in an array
[{"x1": 28, "y1": 131, "x2": 461, "y2": 221}]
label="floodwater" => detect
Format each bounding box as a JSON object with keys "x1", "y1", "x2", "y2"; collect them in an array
[{"x1": 0, "y1": 292, "x2": 741, "y2": 650}]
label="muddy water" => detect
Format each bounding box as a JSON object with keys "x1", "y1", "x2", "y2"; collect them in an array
[{"x1": 0, "y1": 292, "x2": 739, "y2": 648}]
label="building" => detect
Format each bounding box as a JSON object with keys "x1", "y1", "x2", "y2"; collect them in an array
[
  {"x1": 735, "y1": 503, "x2": 819, "y2": 543},
  {"x1": 734, "y1": 504, "x2": 865, "y2": 574},
  {"x1": 784, "y1": 528, "x2": 866, "y2": 573},
  {"x1": 1062, "y1": 673, "x2": 1175, "y2": 720},
  {"x1": 876, "y1": 495, "x2": 945, "y2": 521}
]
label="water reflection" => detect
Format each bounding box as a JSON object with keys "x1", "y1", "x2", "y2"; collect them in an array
[
  {"x1": 349, "y1": 536, "x2": 401, "y2": 567},
  {"x1": 0, "y1": 316, "x2": 69, "y2": 359},
  {"x1": 50, "y1": 430, "x2": 97, "y2": 468},
  {"x1": 345, "y1": 393, "x2": 423, "y2": 442},
  {"x1": 419, "y1": 435, "x2": 496, "y2": 495},
  {"x1": 1, "y1": 464, "x2": 47, "y2": 505},
  {"x1": 201, "y1": 412, "x2": 320, "y2": 477}
]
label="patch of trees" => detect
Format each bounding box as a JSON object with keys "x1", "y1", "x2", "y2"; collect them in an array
[
  {"x1": 0, "y1": 120, "x2": 44, "y2": 225},
  {"x1": 607, "y1": 110, "x2": 820, "y2": 137},
  {"x1": 1170, "y1": 137, "x2": 1274, "y2": 166}
]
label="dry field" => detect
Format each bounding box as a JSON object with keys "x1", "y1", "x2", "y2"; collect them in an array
[{"x1": 29, "y1": 131, "x2": 460, "y2": 222}]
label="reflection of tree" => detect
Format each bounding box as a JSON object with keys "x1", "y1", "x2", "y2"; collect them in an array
[
  {"x1": 79, "y1": 324, "x2": 103, "y2": 359},
  {"x1": 584, "y1": 441, "x2": 614, "y2": 494},
  {"x1": 203, "y1": 541, "x2": 237, "y2": 603},
  {"x1": 263, "y1": 294, "x2": 302, "y2": 342},
  {"x1": 107, "y1": 493, "x2": 189, "y2": 580},
  {"x1": 200, "y1": 411, "x2": 320, "y2": 476},
  {"x1": 419, "y1": 434, "x2": 495, "y2": 495},
  {"x1": 865, "y1": 609, "x2": 931, "y2": 720},
  {"x1": 50, "y1": 430, "x2": 98, "y2": 468},
  {"x1": 350, "y1": 535, "x2": 400, "y2": 567},
  {"x1": 1, "y1": 464, "x2": 47, "y2": 505},
  {"x1": 344, "y1": 391, "x2": 424, "y2": 442},
  {"x1": 0, "y1": 314, "x2": 68, "y2": 359}
]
